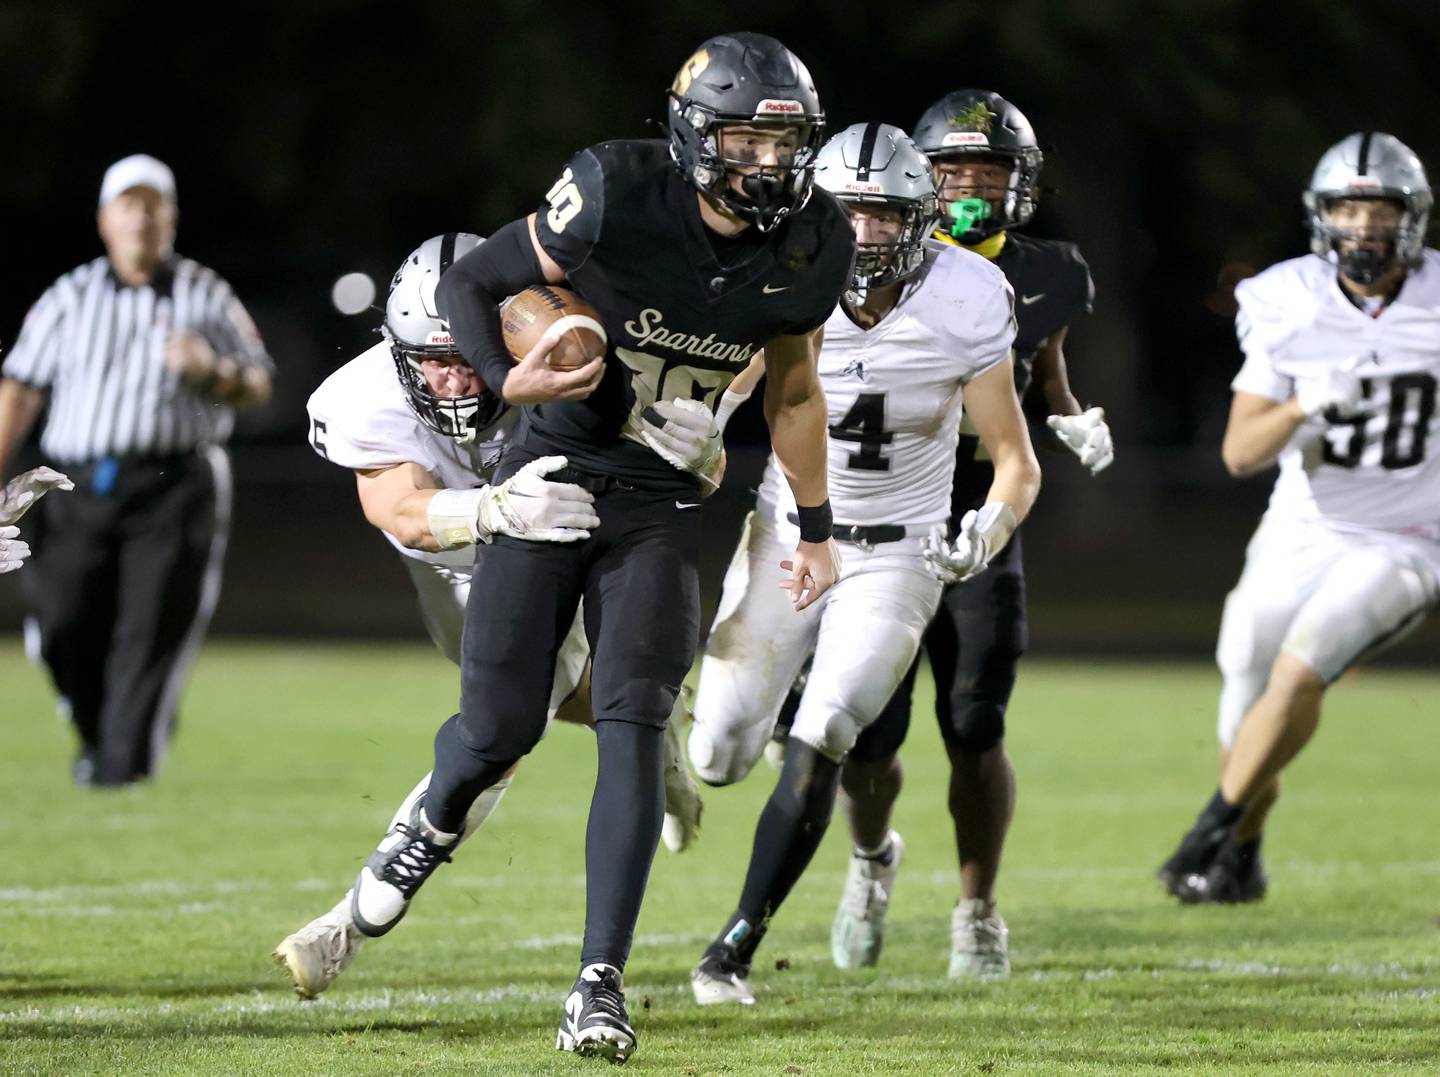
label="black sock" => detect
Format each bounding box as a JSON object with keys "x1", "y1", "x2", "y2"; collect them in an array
[
  {"x1": 1234, "y1": 834, "x2": 1262, "y2": 869},
  {"x1": 426, "y1": 714, "x2": 517, "y2": 834},
  {"x1": 716, "y1": 740, "x2": 841, "y2": 959},
  {"x1": 579, "y1": 721, "x2": 665, "y2": 971},
  {"x1": 708, "y1": 910, "x2": 769, "y2": 965},
  {"x1": 1196, "y1": 789, "x2": 1244, "y2": 834}
]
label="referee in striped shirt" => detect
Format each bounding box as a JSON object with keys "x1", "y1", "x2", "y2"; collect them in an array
[{"x1": 0, "y1": 154, "x2": 273, "y2": 787}]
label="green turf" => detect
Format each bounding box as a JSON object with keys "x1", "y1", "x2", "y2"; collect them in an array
[{"x1": 2, "y1": 641, "x2": 1438, "y2": 1075}]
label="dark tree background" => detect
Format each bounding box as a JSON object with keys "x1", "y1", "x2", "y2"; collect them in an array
[{"x1": 2, "y1": 0, "x2": 1437, "y2": 654}]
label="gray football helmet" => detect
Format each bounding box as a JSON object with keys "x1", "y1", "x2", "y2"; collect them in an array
[
  {"x1": 814, "y1": 122, "x2": 938, "y2": 293},
  {"x1": 1302, "y1": 132, "x2": 1432, "y2": 284},
  {"x1": 383, "y1": 232, "x2": 506, "y2": 442}
]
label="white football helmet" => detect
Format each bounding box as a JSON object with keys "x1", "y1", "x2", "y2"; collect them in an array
[
  {"x1": 814, "y1": 122, "x2": 938, "y2": 294},
  {"x1": 1302, "y1": 132, "x2": 1432, "y2": 284},
  {"x1": 383, "y1": 233, "x2": 506, "y2": 442}
]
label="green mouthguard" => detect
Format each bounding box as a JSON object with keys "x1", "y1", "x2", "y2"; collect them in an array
[{"x1": 947, "y1": 198, "x2": 992, "y2": 237}]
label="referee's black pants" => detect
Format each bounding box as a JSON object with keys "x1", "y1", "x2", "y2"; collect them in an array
[
  {"x1": 427, "y1": 444, "x2": 702, "y2": 972},
  {"x1": 22, "y1": 449, "x2": 229, "y2": 785}
]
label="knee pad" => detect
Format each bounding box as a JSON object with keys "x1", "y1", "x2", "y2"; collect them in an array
[
  {"x1": 942, "y1": 698, "x2": 1006, "y2": 753},
  {"x1": 1285, "y1": 549, "x2": 1432, "y2": 683},
  {"x1": 688, "y1": 719, "x2": 763, "y2": 786},
  {"x1": 453, "y1": 699, "x2": 547, "y2": 766}
]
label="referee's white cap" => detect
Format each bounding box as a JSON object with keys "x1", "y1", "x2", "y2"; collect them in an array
[{"x1": 99, "y1": 154, "x2": 176, "y2": 208}]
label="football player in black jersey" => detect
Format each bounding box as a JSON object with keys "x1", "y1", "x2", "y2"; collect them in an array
[
  {"x1": 342, "y1": 33, "x2": 854, "y2": 1064},
  {"x1": 819, "y1": 90, "x2": 1114, "y2": 979}
]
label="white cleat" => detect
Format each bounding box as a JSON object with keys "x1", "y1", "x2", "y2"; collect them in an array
[
  {"x1": 948, "y1": 897, "x2": 1010, "y2": 980},
  {"x1": 690, "y1": 951, "x2": 756, "y2": 1006},
  {"x1": 272, "y1": 894, "x2": 365, "y2": 999},
  {"x1": 831, "y1": 831, "x2": 904, "y2": 969},
  {"x1": 661, "y1": 688, "x2": 703, "y2": 853}
]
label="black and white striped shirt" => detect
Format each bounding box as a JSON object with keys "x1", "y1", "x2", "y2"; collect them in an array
[{"x1": 2, "y1": 255, "x2": 271, "y2": 465}]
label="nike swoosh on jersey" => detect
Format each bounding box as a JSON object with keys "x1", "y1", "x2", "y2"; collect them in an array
[
  {"x1": 1020, "y1": 293, "x2": 1046, "y2": 305},
  {"x1": 762, "y1": 284, "x2": 790, "y2": 294},
  {"x1": 675, "y1": 500, "x2": 702, "y2": 510}
]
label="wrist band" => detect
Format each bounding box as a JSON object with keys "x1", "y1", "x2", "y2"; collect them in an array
[
  {"x1": 426, "y1": 486, "x2": 487, "y2": 549},
  {"x1": 794, "y1": 500, "x2": 833, "y2": 544}
]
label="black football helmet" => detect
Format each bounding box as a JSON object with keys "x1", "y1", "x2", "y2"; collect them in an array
[
  {"x1": 912, "y1": 89, "x2": 1044, "y2": 243},
  {"x1": 667, "y1": 32, "x2": 826, "y2": 231}
]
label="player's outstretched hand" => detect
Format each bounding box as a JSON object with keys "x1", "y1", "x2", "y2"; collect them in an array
[
  {"x1": 780, "y1": 537, "x2": 842, "y2": 612},
  {"x1": 1046, "y1": 406, "x2": 1114, "y2": 474},
  {"x1": 1295, "y1": 354, "x2": 1370, "y2": 419},
  {"x1": 0, "y1": 525, "x2": 31, "y2": 574},
  {"x1": 502, "y1": 331, "x2": 605, "y2": 405},
  {"x1": 478, "y1": 456, "x2": 600, "y2": 543},
  {"x1": 0, "y1": 466, "x2": 74, "y2": 527},
  {"x1": 638, "y1": 399, "x2": 724, "y2": 489},
  {"x1": 921, "y1": 505, "x2": 1010, "y2": 585}
]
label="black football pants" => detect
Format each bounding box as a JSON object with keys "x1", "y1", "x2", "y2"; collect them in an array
[
  {"x1": 427, "y1": 447, "x2": 702, "y2": 972},
  {"x1": 22, "y1": 450, "x2": 227, "y2": 785}
]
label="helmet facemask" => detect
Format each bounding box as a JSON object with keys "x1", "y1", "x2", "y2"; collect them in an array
[
  {"x1": 1305, "y1": 193, "x2": 1429, "y2": 285},
  {"x1": 670, "y1": 97, "x2": 824, "y2": 231},
  {"x1": 842, "y1": 196, "x2": 938, "y2": 298},
  {"x1": 930, "y1": 152, "x2": 1036, "y2": 244},
  {"x1": 385, "y1": 334, "x2": 504, "y2": 444}
]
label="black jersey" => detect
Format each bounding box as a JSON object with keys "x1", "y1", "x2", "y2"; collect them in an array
[
  {"x1": 529, "y1": 139, "x2": 855, "y2": 492},
  {"x1": 942, "y1": 230, "x2": 1093, "y2": 513}
]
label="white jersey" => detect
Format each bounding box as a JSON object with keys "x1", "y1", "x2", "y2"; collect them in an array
[
  {"x1": 305, "y1": 342, "x2": 516, "y2": 568},
  {"x1": 1233, "y1": 250, "x2": 1440, "y2": 540},
  {"x1": 756, "y1": 242, "x2": 1015, "y2": 529}
]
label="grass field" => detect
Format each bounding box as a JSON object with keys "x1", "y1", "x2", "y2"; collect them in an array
[{"x1": 2, "y1": 641, "x2": 1438, "y2": 1075}]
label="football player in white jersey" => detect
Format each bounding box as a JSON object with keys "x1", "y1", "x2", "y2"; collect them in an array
[
  {"x1": 1157, "y1": 132, "x2": 1440, "y2": 904},
  {"x1": 686, "y1": 124, "x2": 1041, "y2": 1005},
  {"x1": 272, "y1": 234, "x2": 715, "y2": 998}
]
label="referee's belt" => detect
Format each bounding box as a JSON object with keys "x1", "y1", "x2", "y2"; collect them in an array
[{"x1": 785, "y1": 513, "x2": 922, "y2": 550}]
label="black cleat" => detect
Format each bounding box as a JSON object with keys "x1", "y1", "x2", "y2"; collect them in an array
[
  {"x1": 1156, "y1": 823, "x2": 1232, "y2": 904},
  {"x1": 556, "y1": 963, "x2": 636, "y2": 1064},
  {"x1": 1203, "y1": 838, "x2": 1268, "y2": 904},
  {"x1": 351, "y1": 793, "x2": 460, "y2": 938}
]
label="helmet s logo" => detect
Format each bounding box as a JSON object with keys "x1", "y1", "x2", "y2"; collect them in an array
[
  {"x1": 948, "y1": 102, "x2": 997, "y2": 132},
  {"x1": 672, "y1": 48, "x2": 711, "y2": 96}
]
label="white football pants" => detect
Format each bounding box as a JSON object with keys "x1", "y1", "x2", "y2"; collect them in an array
[
  {"x1": 402, "y1": 555, "x2": 589, "y2": 717},
  {"x1": 689, "y1": 512, "x2": 943, "y2": 784},
  {"x1": 1215, "y1": 517, "x2": 1439, "y2": 747}
]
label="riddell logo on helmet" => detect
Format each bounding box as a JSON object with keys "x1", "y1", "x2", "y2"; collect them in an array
[
  {"x1": 427, "y1": 332, "x2": 455, "y2": 346},
  {"x1": 755, "y1": 99, "x2": 804, "y2": 116},
  {"x1": 941, "y1": 132, "x2": 990, "y2": 147},
  {"x1": 1345, "y1": 176, "x2": 1383, "y2": 188},
  {"x1": 842, "y1": 181, "x2": 884, "y2": 193}
]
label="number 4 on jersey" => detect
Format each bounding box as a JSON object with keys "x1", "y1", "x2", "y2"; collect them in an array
[{"x1": 830, "y1": 392, "x2": 893, "y2": 471}]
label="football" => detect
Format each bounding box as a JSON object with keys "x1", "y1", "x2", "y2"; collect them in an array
[{"x1": 500, "y1": 285, "x2": 608, "y2": 371}]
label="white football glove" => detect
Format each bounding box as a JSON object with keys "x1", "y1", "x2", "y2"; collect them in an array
[
  {"x1": 477, "y1": 456, "x2": 600, "y2": 543},
  {"x1": 1295, "y1": 355, "x2": 1368, "y2": 419},
  {"x1": 638, "y1": 398, "x2": 723, "y2": 490},
  {"x1": 1046, "y1": 406, "x2": 1114, "y2": 474},
  {"x1": 921, "y1": 503, "x2": 1017, "y2": 585},
  {"x1": 0, "y1": 525, "x2": 31, "y2": 574},
  {"x1": 0, "y1": 466, "x2": 74, "y2": 527}
]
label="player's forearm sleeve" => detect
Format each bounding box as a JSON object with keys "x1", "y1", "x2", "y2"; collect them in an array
[{"x1": 435, "y1": 218, "x2": 545, "y2": 397}]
